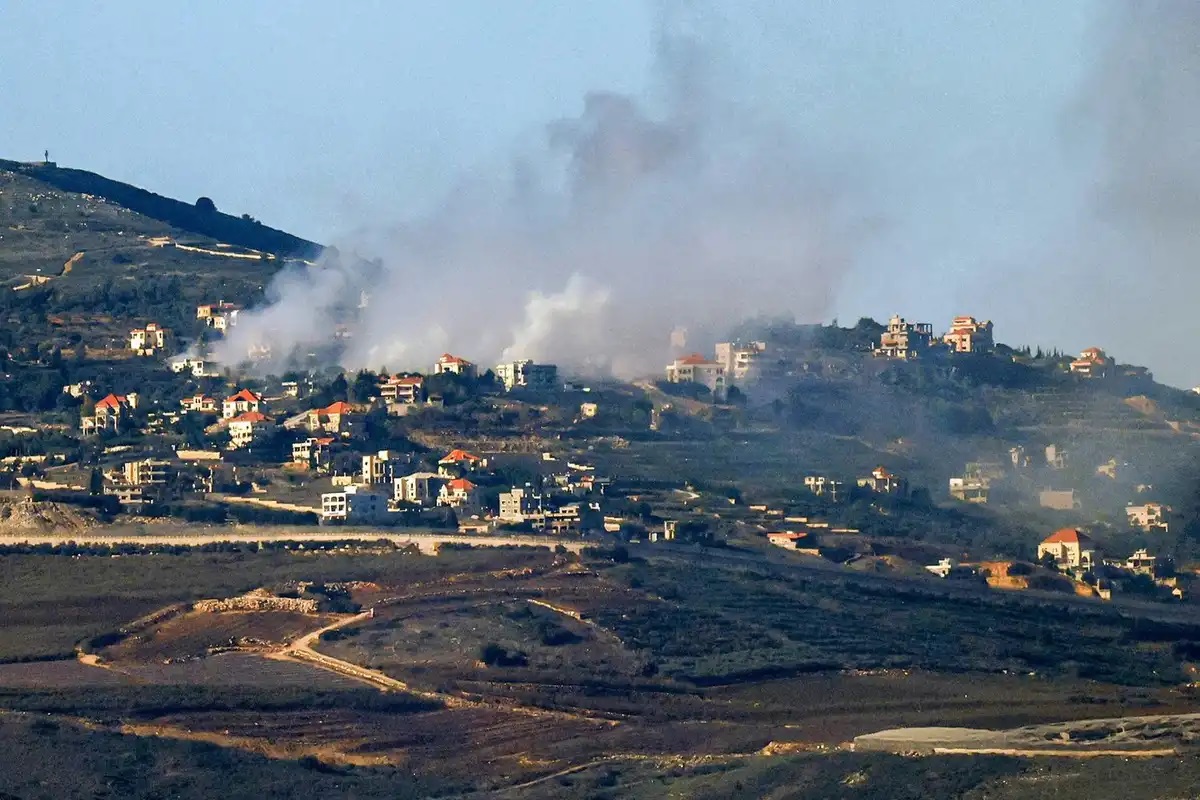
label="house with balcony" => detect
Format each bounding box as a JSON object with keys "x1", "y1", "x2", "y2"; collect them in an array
[
  {"x1": 81, "y1": 393, "x2": 138, "y2": 435},
  {"x1": 223, "y1": 389, "x2": 262, "y2": 420},
  {"x1": 874, "y1": 315, "x2": 933, "y2": 359},
  {"x1": 361, "y1": 450, "x2": 408, "y2": 486},
  {"x1": 180, "y1": 394, "x2": 218, "y2": 414},
  {"x1": 495, "y1": 360, "x2": 558, "y2": 392},
  {"x1": 394, "y1": 471, "x2": 444, "y2": 506},
  {"x1": 129, "y1": 322, "x2": 172, "y2": 356},
  {"x1": 714, "y1": 341, "x2": 767, "y2": 383},
  {"x1": 941, "y1": 316, "x2": 994, "y2": 354},
  {"x1": 380, "y1": 375, "x2": 424, "y2": 406},
  {"x1": 292, "y1": 437, "x2": 335, "y2": 469},
  {"x1": 1127, "y1": 502, "x2": 1171, "y2": 532},
  {"x1": 227, "y1": 411, "x2": 274, "y2": 449},
  {"x1": 321, "y1": 485, "x2": 387, "y2": 524},
  {"x1": 438, "y1": 477, "x2": 481, "y2": 511},
  {"x1": 665, "y1": 354, "x2": 727, "y2": 395},
  {"x1": 1069, "y1": 348, "x2": 1111, "y2": 378},
  {"x1": 1037, "y1": 527, "x2": 1100, "y2": 569}
]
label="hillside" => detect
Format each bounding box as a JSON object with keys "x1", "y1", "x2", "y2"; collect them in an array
[{"x1": 0, "y1": 159, "x2": 322, "y2": 356}]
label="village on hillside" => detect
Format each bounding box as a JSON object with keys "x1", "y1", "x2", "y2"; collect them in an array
[{"x1": 1, "y1": 297, "x2": 1195, "y2": 610}]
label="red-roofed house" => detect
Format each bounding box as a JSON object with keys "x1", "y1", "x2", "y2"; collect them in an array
[
  {"x1": 856, "y1": 466, "x2": 908, "y2": 497},
  {"x1": 81, "y1": 393, "x2": 138, "y2": 435},
  {"x1": 1037, "y1": 528, "x2": 1100, "y2": 569},
  {"x1": 304, "y1": 401, "x2": 364, "y2": 437},
  {"x1": 942, "y1": 316, "x2": 994, "y2": 354},
  {"x1": 227, "y1": 411, "x2": 275, "y2": 449},
  {"x1": 665, "y1": 353, "x2": 727, "y2": 393},
  {"x1": 1069, "y1": 348, "x2": 1111, "y2": 378},
  {"x1": 434, "y1": 353, "x2": 476, "y2": 378},
  {"x1": 438, "y1": 477, "x2": 481, "y2": 511},
  {"x1": 437, "y1": 449, "x2": 488, "y2": 477},
  {"x1": 223, "y1": 389, "x2": 263, "y2": 420}
]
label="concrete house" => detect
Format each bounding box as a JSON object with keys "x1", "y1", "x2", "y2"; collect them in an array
[
  {"x1": 321, "y1": 485, "x2": 387, "y2": 524},
  {"x1": 438, "y1": 477, "x2": 480, "y2": 511},
  {"x1": 942, "y1": 316, "x2": 994, "y2": 354},
  {"x1": 380, "y1": 375, "x2": 424, "y2": 406},
  {"x1": 223, "y1": 389, "x2": 262, "y2": 420},
  {"x1": 226, "y1": 411, "x2": 274, "y2": 449},
  {"x1": 1037, "y1": 528, "x2": 1100, "y2": 569},
  {"x1": 714, "y1": 341, "x2": 766, "y2": 382},
  {"x1": 129, "y1": 322, "x2": 171, "y2": 355},
  {"x1": 361, "y1": 450, "x2": 407, "y2": 486},
  {"x1": 495, "y1": 360, "x2": 558, "y2": 392},
  {"x1": 180, "y1": 394, "x2": 218, "y2": 414},
  {"x1": 665, "y1": 354, "x2": 727, "y2": 394},
  {"x1": 393, "y1": 471, "x2": 444, "y2": 506},
  {"x1": 433, "y1": 353, "x2": 476, "y2": 378},
  {"x1": 292, "y1": 437, "x2": 334, "y2": 468},
  {"x1": 81, "y1": 393, "x2": 138, "y2": 435},
  {"x1": 803, "y1": 475, "x2": 848, "y2": 502},
  {"x1": 874, "y1": 315, "x2": 933, "y2": 359},
  {"x1": 1069, "y1": 348, "x2": 1111, "y2": 378},
  {"x1": 1127, "y1": 502, "x2": 1171, "y2": 532}
]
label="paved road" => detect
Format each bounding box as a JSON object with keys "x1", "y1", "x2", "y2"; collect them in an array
[{"x1": 0, "y1": 529, "x2": 586, "y2": 555}]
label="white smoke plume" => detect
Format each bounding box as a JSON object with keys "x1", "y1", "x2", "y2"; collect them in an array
[{"x1": 214, "y1": 6, "x2": 876, "y2": 378}]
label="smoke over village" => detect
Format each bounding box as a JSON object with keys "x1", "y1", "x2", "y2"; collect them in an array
[{"x1": 213, "y1": 8, "x2": 871, "y2": 378}]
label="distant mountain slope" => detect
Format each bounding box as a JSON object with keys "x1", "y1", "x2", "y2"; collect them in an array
[
  {"x1": 0, "y1": 159, "x2": 321, "y2": 259},
  {"x1": 0, "y1": 159, "x2": 323, "y2": 354}
]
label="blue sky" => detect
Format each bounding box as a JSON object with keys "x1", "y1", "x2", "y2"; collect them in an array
[{"x1": 10, "y1": 2, "x2": 1181, "y2": 379}]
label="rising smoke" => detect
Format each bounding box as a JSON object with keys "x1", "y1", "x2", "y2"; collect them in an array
[
  {"x1": 1049, "y1": 2, "x2": 1200, "y2": 386},
  {"x1": 214, "y1": 5, "x2": 874, "y2": 378}
]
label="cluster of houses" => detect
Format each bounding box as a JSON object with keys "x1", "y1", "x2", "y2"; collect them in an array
[
  {"x1": 1034, "y1": 527, "x2": 1184, "y2": 600},
  {"x1": 664, "y1": 340, "x2": 768, "y2": 396},
  {"x1": 316, "y1": 447, "x2": 602, "y2": 532},
  {"x1": 874, "y1": 315, "x2": 994, "y2": 360},
  {"x1": 798, "y1": 466, "x2": 910, "y2": 503},
  {"x1": 1068, "y1": 347, "x2": 1151, "y2": 381}
]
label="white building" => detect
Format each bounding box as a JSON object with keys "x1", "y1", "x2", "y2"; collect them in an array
[
  {"x1": 495, "y1": 360, "x2": 558, "y2": 392},
  {"x1": 438, "y1": 478, "x2": 480, "y2": 511},
  {"x1": 227, "y1": 411, "x2": 274, "y2": 449},
  {"x1": 803, "y1": 475, "x2": 847, "y2": 502},
  {"x1": 223, "y1": 389, "x2": 262, "y2": 420},
  {"x1": 129, "y1": 323, "x2": 171, "y2": 355},
  {"x1": 434, "y1": 353, "x2": 476, "y2": 378},
  {"x1": 321, "y1": 485, "x2": 387, "y2": 523},
  {"x1": 394, "y1": 471, "x2": 444, "y2": 506},
  {"x1": 714, "y1": 341, "x2": 766, "y2": 383},
  {"x1": 665, "y1": 354, "x2": 727, "y2": 394}
]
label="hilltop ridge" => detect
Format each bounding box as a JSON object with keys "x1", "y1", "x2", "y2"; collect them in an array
[{"x1": 0, "y1": 159, "x2": 321, "y2": 259}]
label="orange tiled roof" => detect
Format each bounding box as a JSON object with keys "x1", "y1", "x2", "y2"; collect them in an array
[
  {"x1": 95, "y1": 393, "x2": 127, "y2": 410},
  {"x1": 677, "y1": 353, "x2": 714, "y2": 366},
  {"x1": 1042, "y1": 527, "x2": 1094, "y2": 546},
  {"x1": 447, "y1": 478, "x2": 477, "y2": 491},
  {"x1": 321, "y1": 401, "x2": 354, "y2": 415},
  {"x1": 439, "y1": 448, "x2": 482, "y2": 464},
  {"x1": 226, "y1": 389, "x2": 262, "y2": 403},
  {"x1": 229, "y1": 411, "x2": 271, "y2": 424},
  {"x1": 439, "y1": 353, "x2": 472, "y2": 364}
]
